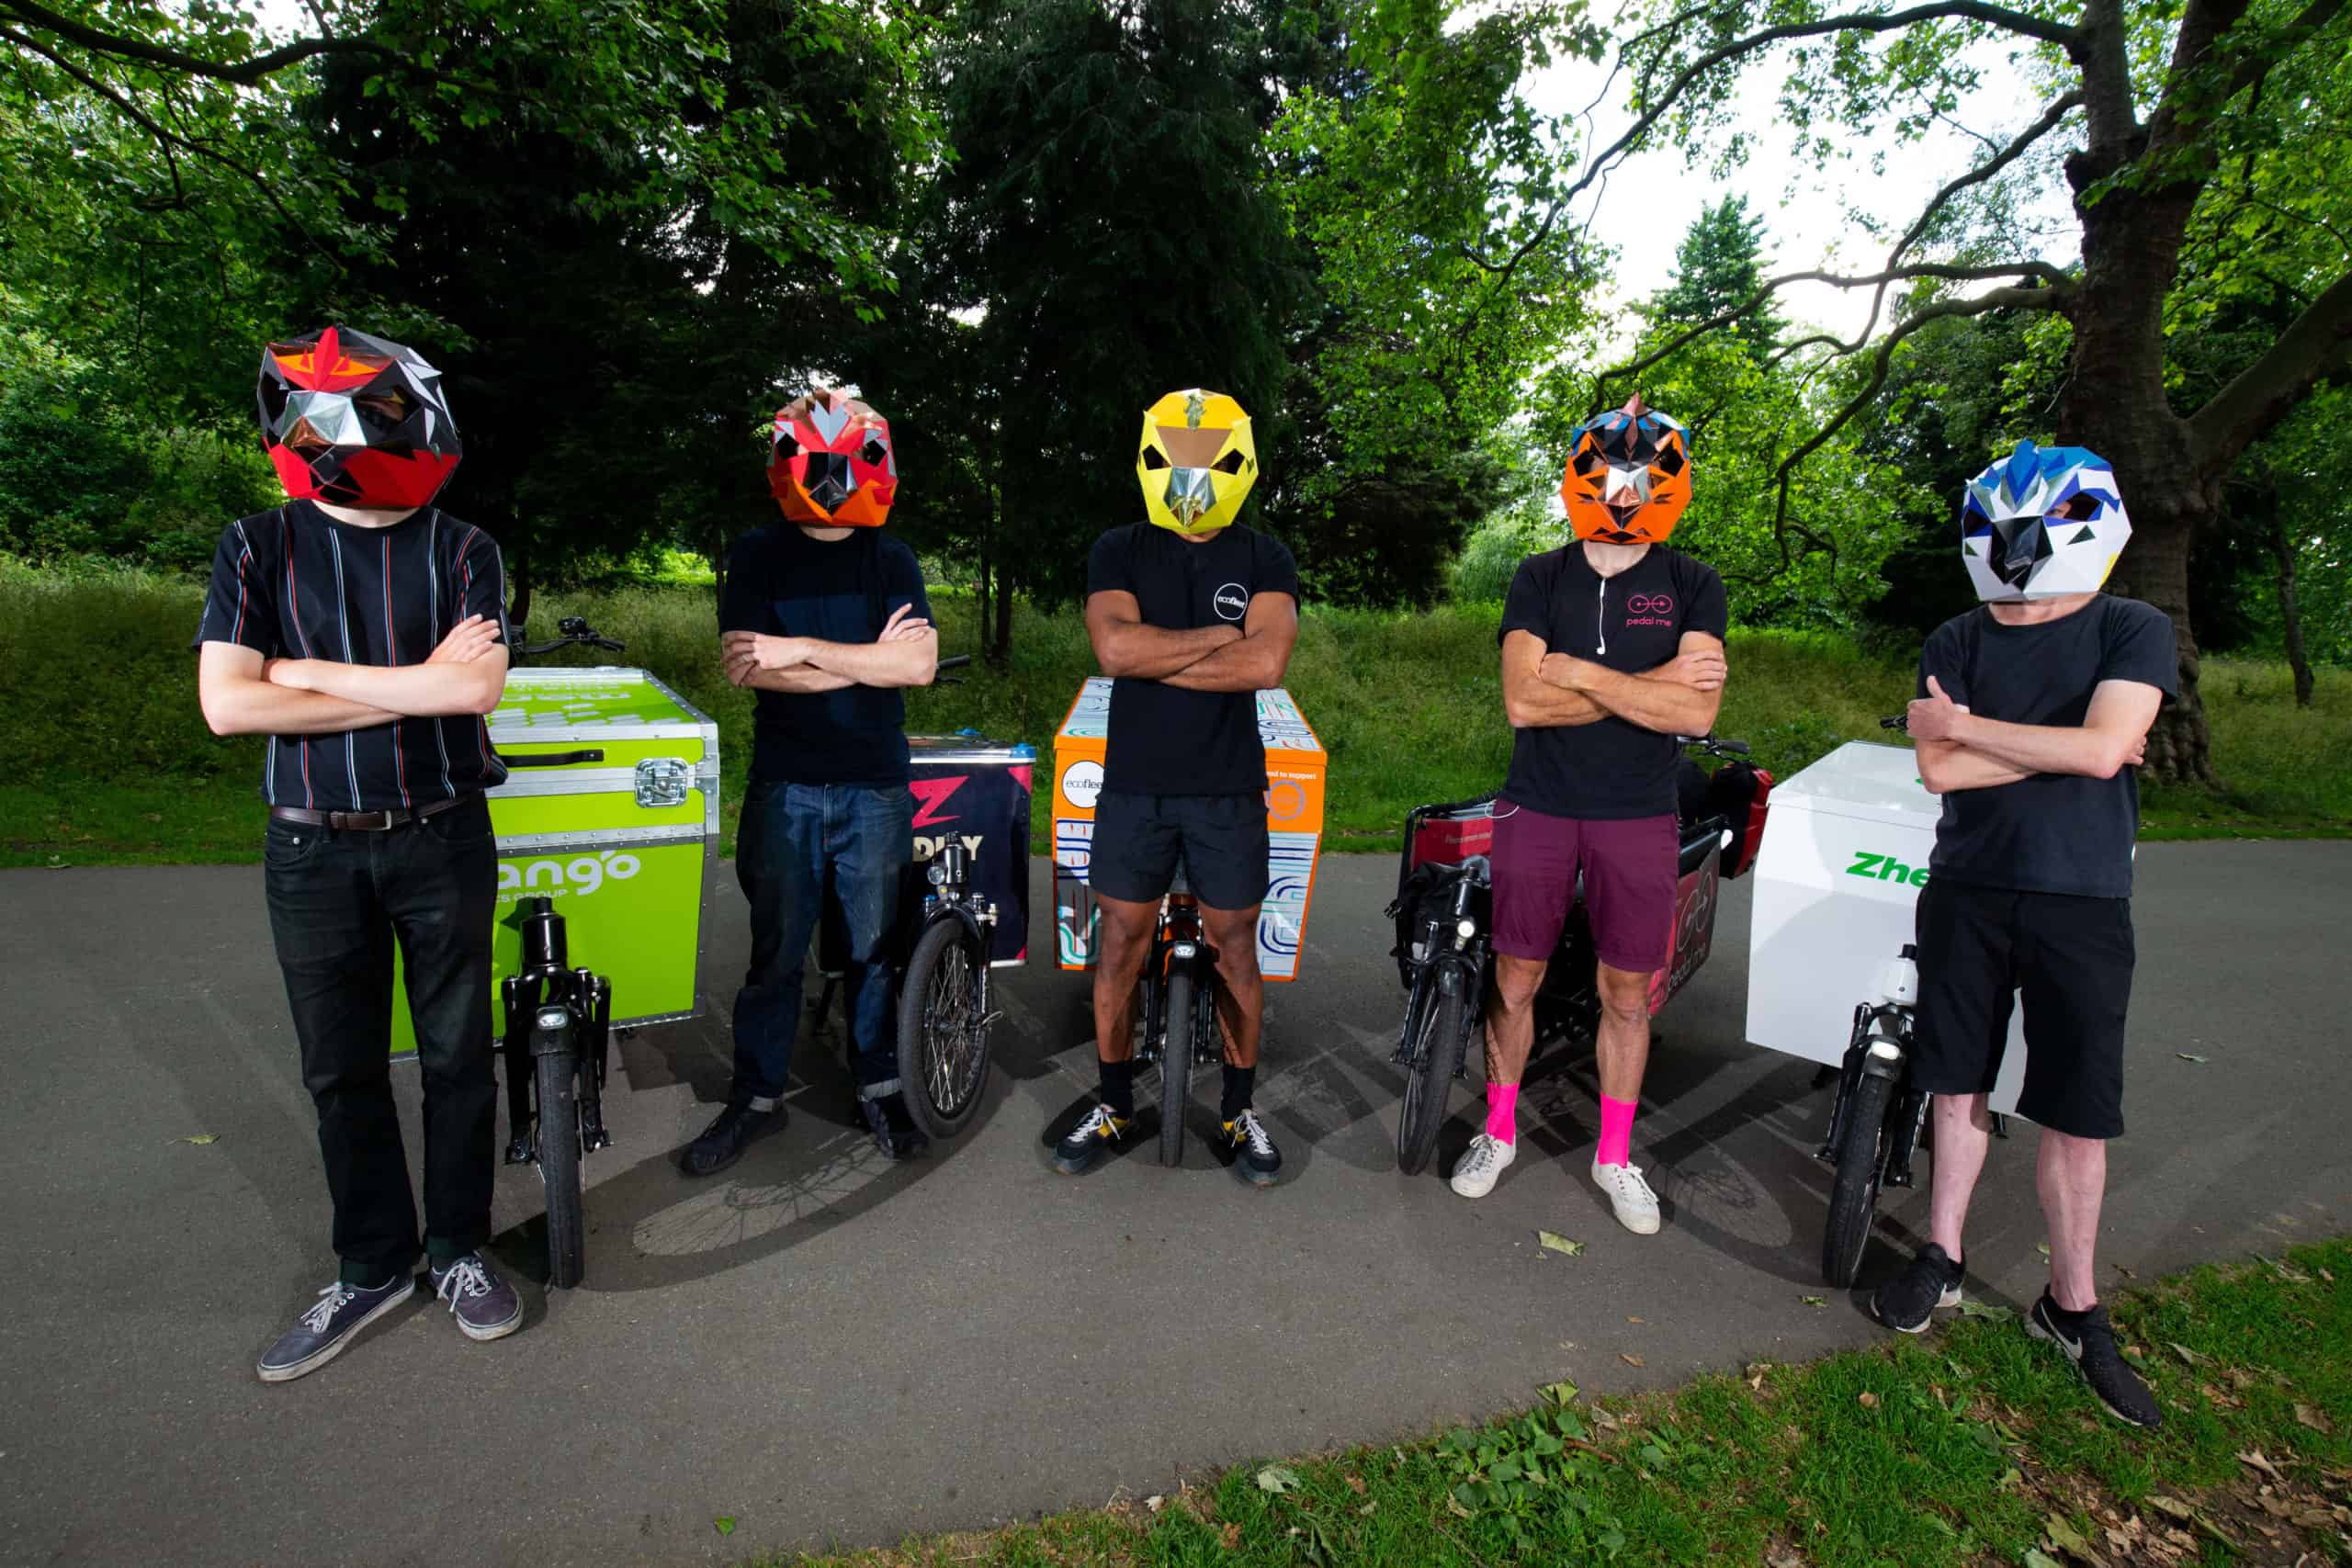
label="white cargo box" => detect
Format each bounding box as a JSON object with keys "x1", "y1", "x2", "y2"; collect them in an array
[{"x1": 1746, "y1": 740, "x2": 2029, "y2": 1117}]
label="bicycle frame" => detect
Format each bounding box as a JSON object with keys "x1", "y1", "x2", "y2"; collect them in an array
[{"x1": 499, "y1": 897, "x2": 614, "y2": 1165}]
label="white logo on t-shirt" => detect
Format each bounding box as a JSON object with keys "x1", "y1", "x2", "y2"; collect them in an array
[{"x1": 1213, "y1": 582, "x2": 1250, "y2": 622}]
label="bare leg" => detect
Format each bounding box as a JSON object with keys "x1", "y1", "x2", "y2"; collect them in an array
[
  {"x1": 1591, "y1": 963, "x2": 1652, "y2": 1104},
  {"x1": 1928, "y1": 1092, "x2": 1993, "y2": 1258},
  {"x1": 2038, "y1": 1129, "x2": 2106, "y2": 1311},
  {"x1": 1089, "y1": 894, "x2": 1159, "y2": 1066},
  {"x1": 1200, "y1": 904, "x2": 1263, "y2": 1068},
  {"x1": 1486, "y1": 953, "x2": 1548, "y2": 1086}
]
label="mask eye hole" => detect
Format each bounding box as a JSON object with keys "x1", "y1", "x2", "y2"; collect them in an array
[
  {"x1": 1211, "y1": 450, "x2": 1246, "y2": 475},
  {"x1": 1654, "y1": 444, "x2": 1686, "y2": 478},
  {"x1": 2053, "y1": 493, "x2": 2100, "y2": 522},
  {"x1": 1142, "y1": 448, "x2": 1170, "y2": 471},
  {"x1": 860, "y1": 437, "x2": 888, "y2": 466},
  {"x1": 356, "y1": 390, "x2": 411, "y2": 423},
  {"x1": 774, "y1": 434, "x2": 800, "y2": 461}
]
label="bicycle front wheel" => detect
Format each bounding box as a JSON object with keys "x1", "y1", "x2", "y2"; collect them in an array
[
  {"x1": 897, "y1": 918, "x2": 989, "y2": 1140},
  {"x1": 1159, "y1": 969, "x2": 1194, "y2": 1168},
  {"x1": 1396, "y1": 964, "x2": 1472, "y2": 1176},
  {"x1": 1822, "y1": 1069, "x2": 1893, "y2": 1288},
  {"x1": 535, "y1": 1051, "x2": 585, "y2": 1290}
]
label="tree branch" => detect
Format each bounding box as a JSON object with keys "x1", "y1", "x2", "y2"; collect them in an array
[
  {"x1": 2185, "y1": 268, "x2": 2352, "y2": 469},
  {"x1": 0, "y1": 0, "x2": 391, "y2": 85}
]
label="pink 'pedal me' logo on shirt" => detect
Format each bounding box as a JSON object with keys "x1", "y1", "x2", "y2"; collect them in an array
[{"x1": 1624, "y1": 591, "x2": 1676, "y2": 627}]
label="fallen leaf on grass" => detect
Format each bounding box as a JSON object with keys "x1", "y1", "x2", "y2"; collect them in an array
[
  {"x1": 1221, "y1": 1522, "x2": 1244, "y2": 1548},
  {"x1": 1144, "y1": 1495, "x2": 1164, "y2": 1515},
  {"x1": 2143, "y1": 1496, "x2": 2194, "y2": 1521},
  {"x1": 713, "y1": 1517, "x2": 735, "y2": 1537},
  {"x1": 1857, "y1": 1392, "x2": 1879, "y2": 1409},
  {"x1": 2170, "y1": 1341, "x2": 2211, "y2": 1367},
  {"x1": 1443, "y1": 1495, "x2": 1474, "y2": 1520},
  {"x1": 1801, "y1": 1295, "x2": 1826, "y2": 1307},
  {"x1": 1255, "y1": 1465, "x2": 1300, "y2": 1495},
  {"x1": 2043, "y1": 1509, "x2": 2095, "y2": 1558},
  {"x1": 2024, "y1": 1550, "x2": 2064, "y2": 1568},
  {"x1": 2239, "y1": 1450, "x2": 2288, "y2": 1483},
  {"x1": 1344, "y1": 1474, "x2": 1366, "y2": 1495},
  {"x1": 1357, "y1": 1501, "x2": 1376, "y2": 1517},
  {"x1": 2296, "y1": 1403, "x2": 2334, "y2": 1433},
  {"x1": 175, "y1": 1134, "x2": 220, "y2": 1146},
  {"x1": 1746, "y1": 1362, "x2": 1771, "y2": 1391},
  {"x1": 1537, "y1": 1230, "x2": 1586, "y2": 1258},
  {"x1": 1955, "y1": 1299, "x2": 2016, "y2": 1322},
  {"x1": 2177, "y1": 1053, "x2": 2209, "y2": 1063},
  {"x1": 1620, "y1": 1353, "x2": 1645, "y2": 1368}
]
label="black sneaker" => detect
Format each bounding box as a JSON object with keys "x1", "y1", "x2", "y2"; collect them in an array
[
  {"x1": 1052, "y1": 1103, "x2": 1134, "y2": 1175},
  {"x1": 1871, "y1": 1243, "x2": 1965, "y2": 1333},
  {"x1": 256, "y1": 1273, "x2": 414, "y2": 1382},
  {"x1": 2027, "y1": 1292, "x2": 2163, "y2": 1428},
  {"x1": 1222, "y1": 1108, "x2": 1283, "y2": 1187},
  {"x1": 863, "y1": 1093, "x2": 931, "y2": 1161},
  {"x1": 428, "y1": 1252, "x2": 523, "y2": 1342},
  {"x1": 678, "y1": 1101, "x2": 779, "y2": 1178}
]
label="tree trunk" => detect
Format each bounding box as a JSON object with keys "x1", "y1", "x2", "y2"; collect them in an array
[
  {"x1": 975, "y1": 547, "x2": 992, "y2": 660},
  {"x1": 2271, "y1": 513, "x2": 2315, "y2": 708},
  {"x1": 990, "y1": 570, "x2": 1014, "y2": 663},
  {"x1": 708, "y1": 523, "x2": 729, "y2": 634},
  {"x1": 508, "y1": 555, "x2": 533, "y2": 634}
]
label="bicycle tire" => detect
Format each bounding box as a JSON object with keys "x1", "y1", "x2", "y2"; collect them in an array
[
  {"x1": 535, "y1": 1051, "x2": 585, "y2": 1290},
  {"x1": 1822, "y1": 1069, "x2": 1893, "y2": 1288},
  {"x1": 1396, "y1": 964, "x2": 1472, "y2": 1176},
  {"x1": 897, "y1": 918, "x2": 989, "y2": 1141},
  {"x1": 1159, "y1": 968, "x2": 1194, "y2": 1168}
]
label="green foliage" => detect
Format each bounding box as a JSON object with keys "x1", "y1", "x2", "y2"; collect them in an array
[{"x1": 1644, "y1": 194, "x2": 1787, "y2": 351}]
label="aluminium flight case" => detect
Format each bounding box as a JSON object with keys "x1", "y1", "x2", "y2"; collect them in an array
[{"x1": 390, "y1": 666, "x2": 719, "y2": 1055}]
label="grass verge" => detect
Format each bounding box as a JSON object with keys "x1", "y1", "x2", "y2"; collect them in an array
[
  {"x1": 761, "y1": 1240, "x2": 2352, "y2": 1567},
  {"x1": 2, "y1": 563, "x2": 2346, "y2": 867}
]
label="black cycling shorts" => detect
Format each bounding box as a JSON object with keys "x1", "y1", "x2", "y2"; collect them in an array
[
  {"x1": 1913, "y1": 878, "x2": 2136, "y2": 1139},
  {"x1": 1088, "y1": 790, "x2": 1270, "y2": 910}
]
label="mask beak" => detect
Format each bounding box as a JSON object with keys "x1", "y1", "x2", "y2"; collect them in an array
[
  {"x1": 1990, "y1": 516, "x2": 2051, "y2": 588},
  {"x1": 1165, "y1": 468, "x2": 1216, "y2": 528}
]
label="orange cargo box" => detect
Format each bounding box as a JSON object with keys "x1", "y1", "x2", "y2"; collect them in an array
[{"x1": 1051, "y1": 677, "x2": 1327, "y2": 981}]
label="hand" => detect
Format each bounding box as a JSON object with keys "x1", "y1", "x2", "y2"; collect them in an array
[
  {"x1": 877, "y1": 603, "x2": 933, "y2": 643},
  {"x1": 1907, "y1": 675, "x2": 1970, "y2": 742},
  {"x1": 425, "y1": 615, "x2": 501, "y2": 665},
  {"x1": 720, "y1": 629, "x2": 808, "y2": 687},
  {"x1": 1656, "y1": 646, "x2": 1727, "y2": 692},
  {"x1": 261, "y1": 657, "x2": 312, "y2": 691},
  {"x1": 2123, "y1": 731, "x2": 2147, "y2": 768}
]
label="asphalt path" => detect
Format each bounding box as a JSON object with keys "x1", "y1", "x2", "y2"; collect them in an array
[{"x1": 3, "y1": 842, "x2": 2346, "y2": 1565}]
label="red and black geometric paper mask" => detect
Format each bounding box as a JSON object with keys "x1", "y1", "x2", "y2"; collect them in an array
[
  {"x1": 256, "y1": 326, "x2": 460, "y2": 509},
  {"x1": 768, "y1": 391, "x2": 896, "y2": 527}
]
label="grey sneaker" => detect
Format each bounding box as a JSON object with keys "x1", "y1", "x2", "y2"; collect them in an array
[
  {"x1": 257, "y1": 1274, "x2": 414, "y2": 1382},
  {"x1": 429, "y1": 1252, "x2": 522, "y2": 1342}
]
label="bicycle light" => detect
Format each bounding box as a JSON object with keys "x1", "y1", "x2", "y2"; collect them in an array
[
  {"x1": 1456, "y1": 919, "x2": 1477, "y2": 941},
  {"x1": 927, "y1": 862, "x2": 950, "y2": 886}
]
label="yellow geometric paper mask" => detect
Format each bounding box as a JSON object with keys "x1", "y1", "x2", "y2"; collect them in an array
[{"x1": 1136, "y1": 389, "x2": 1258, "y2": 534}]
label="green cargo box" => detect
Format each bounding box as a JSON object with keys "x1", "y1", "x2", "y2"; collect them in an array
[{"x1": 390, "y1": 666, "x2": 719, "y2": 1055}]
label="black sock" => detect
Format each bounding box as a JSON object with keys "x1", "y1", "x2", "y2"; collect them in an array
[
  {"x1": 1221, "y1": 1064, "x2": 1255, "y2": 1122},
  {"x1": 1100, "y1": 1057, "x2": 1134, "y2": 1118},
  {"x1": 2042, "y1": 1294, "x2": 2095, "y2": 1325}
]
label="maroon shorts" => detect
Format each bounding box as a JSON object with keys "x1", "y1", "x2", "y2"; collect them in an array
[{"x1": 1489, "y1": 801, "x2": 1677, "y2": 973}]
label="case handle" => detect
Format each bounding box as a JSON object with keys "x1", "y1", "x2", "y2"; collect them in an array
[{"x1": 503, "y1": 749, "x2": 605, "y2": 768}]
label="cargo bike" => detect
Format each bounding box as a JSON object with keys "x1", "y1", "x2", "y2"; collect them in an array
[{"x1": 1384, "y1": 738, "x2": 1774, "y2": 1177}]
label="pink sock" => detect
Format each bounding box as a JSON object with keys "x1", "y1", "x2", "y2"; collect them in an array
[
  {"x1": 1597, "y1": 1095, "x2": 1637, "y2": 1168},
  {"x1": 1485, "y1": 1082, "x2": 1519, "y2": 1144}
]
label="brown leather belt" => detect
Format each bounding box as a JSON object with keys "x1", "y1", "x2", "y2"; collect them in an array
[{"x1": 268, "y1": 793, "x2": 480, "y2": 832}]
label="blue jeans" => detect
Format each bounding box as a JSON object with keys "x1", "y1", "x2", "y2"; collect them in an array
[{"x1": 732, "y1": 779, "x2": 911, "y2": 1107}]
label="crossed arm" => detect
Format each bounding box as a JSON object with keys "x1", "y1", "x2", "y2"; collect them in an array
[
  {"x1": 720, "y1": 603, "x2": 938, "y2": 694},
  {"x1": 1909, "y1": 675, "x2": 2161, "y2": 794},
  {"x1": 1085, "y1": 590, "x2": 1299, "y2": 693},
  {"x1": 198, "y1": 615, "x2": 508, "y2": 736},
  {"x1": 1500, "y1": 629, "x2": 1726, "y2": 735}
]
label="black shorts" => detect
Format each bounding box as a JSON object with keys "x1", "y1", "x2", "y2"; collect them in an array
[
  {"x1": 1089, "y1": 791, "x2": 1269, "y2": 910},
  {"x1": 1914, "y1": 878, "x2": 2135, "y2": 1139}
]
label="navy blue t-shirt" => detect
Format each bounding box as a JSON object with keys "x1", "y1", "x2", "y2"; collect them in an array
[
  {"x1": 1918, "y1": 594, "x2": 2177, "y2": 897},
  {"x1": 720, "y1": 525, "x2": 931, "y2": 786}
]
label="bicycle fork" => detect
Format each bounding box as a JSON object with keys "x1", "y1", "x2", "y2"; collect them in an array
[
  {"x1": 499, "y1": 898, "x2": 615, "y2": 1165},
  {"x1": 1817, "y1": 948, "x2": 1929, "y2": 1188}
]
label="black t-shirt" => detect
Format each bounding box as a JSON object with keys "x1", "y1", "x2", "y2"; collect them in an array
[
  {"x1": 1498, "y1": 544, "x2": 1729, "y2": 818},
  {"x1": 1918, "y1": 594, "x2": 2177, "y2": 898},
  {"x1": 720, "y1": 525, "x2": 932, "y2": 786},
  {"x1": 1086, "y1": 522, "x2": 1300, "y2": 796},
  {"x1": 192, "y1": 502, "x2": 511, "y2": 811}
]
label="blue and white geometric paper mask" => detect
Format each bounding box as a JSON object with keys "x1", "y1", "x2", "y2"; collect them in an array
[{"x1": 1960, "y1": 440, "x2": 2133, "y2": 603}]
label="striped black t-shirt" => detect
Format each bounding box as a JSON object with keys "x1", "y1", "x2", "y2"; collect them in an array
[{"x1": 192, "y1": 502, "x2": 512, "y2": 811}]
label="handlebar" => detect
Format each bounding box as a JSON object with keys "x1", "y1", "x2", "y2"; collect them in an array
[
  {"x1": 1879, "y1": 714, "x2": 1909, "y2": 733},
  {"x1": 514, "y1": 615, "x2": 627, "y2": 658},
  {"x1": 1677, "y1": 733, "x2": 1751, "y2": 758}
]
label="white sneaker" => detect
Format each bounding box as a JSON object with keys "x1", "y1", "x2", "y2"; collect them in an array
[
  {"x1": 1590, "y1": 1160, "x2": 1661, "y2": 1235},
  {"x1": 1449, "y1": 1134, "x2": 1517, "y2": 1198}
]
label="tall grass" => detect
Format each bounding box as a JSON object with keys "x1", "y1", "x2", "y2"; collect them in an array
[{"x1": 2, "y1": 558, "x2": 2346, "y2": 864}]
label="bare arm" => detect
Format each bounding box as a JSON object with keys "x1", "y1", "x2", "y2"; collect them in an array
[
  {"x1": 272, "y1": 645, "x2": 509, "y2": 718},
  {"x1": 1500, "y1": 629, "x2": 1608, "y2": 728},
  {"x1": 1160, "y1": 592, "x2": 1300, "y2": 693},
  {"x1": 1085, "y1": 590, "x2": 1241, "y2": 678},
  {"x1": 1914, "y1": 738, "x2": 2036, "y2": 794},
  {"x1": 738, "y1": 667, "x2": 856, "y2": 694},
  {"x1": 720, "y1": 603, "x2": 937, "y2": 691},
  {"x1": 198, "y1": 642, "x2": 401, "y2": 736},
  {"x1": 798, "y1": 626, "x2": 937, "y2": 688},
  {"x1": 1909, "y1": 675, "x2": 2161, "y2": 783},
  {"x1": 1544, "y1": 632, "x2": 1726, "y2": 737}
]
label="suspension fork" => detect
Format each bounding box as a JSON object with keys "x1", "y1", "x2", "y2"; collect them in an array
[
  {"x1": 573, "y1": 968, "x2": 613, "y2": 1154},
  {"x1": 501, "y1": 973, "x2": 541, "y2": 1165}
]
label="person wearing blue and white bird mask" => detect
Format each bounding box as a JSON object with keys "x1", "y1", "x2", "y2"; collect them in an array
[{"x1": 1871, "y1": 439, "x2": 2176, "y2": 1430}]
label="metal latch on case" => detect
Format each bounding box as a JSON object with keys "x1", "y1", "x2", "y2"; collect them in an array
[{"x1": 634, "y1": 758, "x2": 691, "y2": 808}]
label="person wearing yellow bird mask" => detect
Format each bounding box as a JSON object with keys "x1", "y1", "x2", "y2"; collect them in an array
[{"x1": 1052, "y1": 389, "x2": 1300, "y2": 1188}]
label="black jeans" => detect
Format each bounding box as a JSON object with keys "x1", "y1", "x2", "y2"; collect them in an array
[{"x1": 263, "y1": 795, "x2": 499, "y2": 1282}]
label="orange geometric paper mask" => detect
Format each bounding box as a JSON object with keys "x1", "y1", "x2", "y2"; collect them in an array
[
  {"x1": 1560, "y1": 396, "x2": 1692, "y2": 545},
  {"x1": 768, "y1": 391, "x2": 897, "y2": 527}
]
